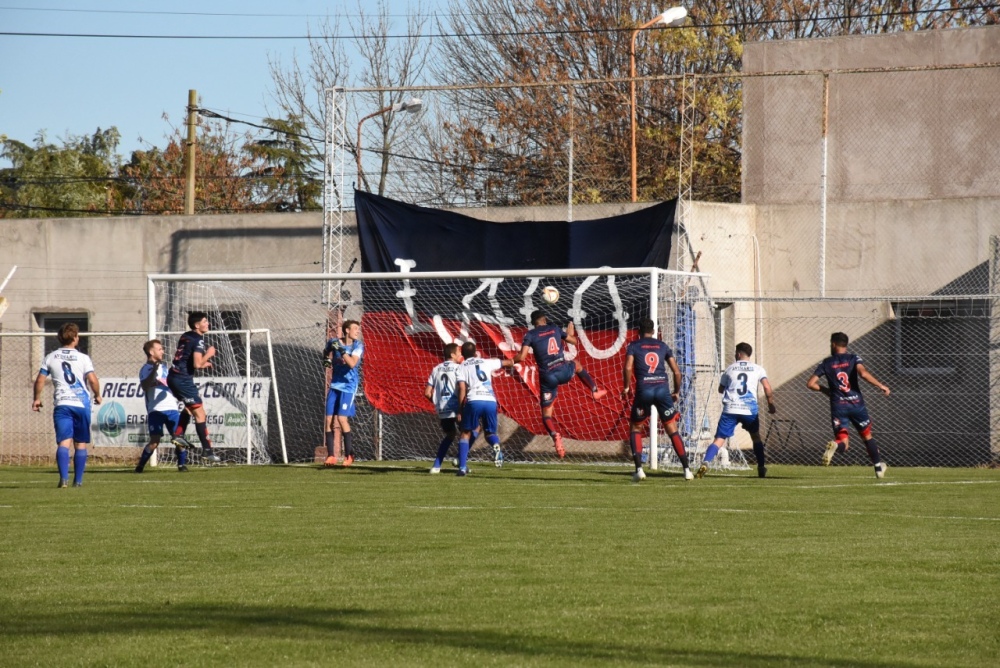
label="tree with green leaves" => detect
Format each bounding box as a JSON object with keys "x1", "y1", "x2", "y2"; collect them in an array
[{"x1": 245, "y1": 115, "x2": 322, "y2": 211}]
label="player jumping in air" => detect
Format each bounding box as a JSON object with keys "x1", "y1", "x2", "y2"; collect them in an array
[
  {"x1": 698, "y1": 342, "x2": 776, "y2": 479},
  {"x1": 425, "y1": 343, "x2": 479, "y2": 473},
  {"x1": 621, "y1": 318, "x2": 693, "y2": 481},
  {"x1": 455, "y1": 341, "x2": 514, "y2": 476},
  {"x1": 323, "y1": 320, "x2": 363, "y2": 467},
  {"x1": 31, "y1": 323, "x2": 101, "y2": 488},
  {"x1": 513, "y1": 310, "x2": 607, "y2": 458},
  {"x1": 136, "y1": 339, "x2": 193, "y2": 473},
  {"x1": 167, "y1": 311, "x2": 220, "y2": 463},
  {"x1": 806, "y1": 331, "x2": 890, "y2": 479}
]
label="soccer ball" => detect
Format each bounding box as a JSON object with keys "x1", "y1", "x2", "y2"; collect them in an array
[{"x1": 541, "y1": 286, "x2": 560, "y2": 304}]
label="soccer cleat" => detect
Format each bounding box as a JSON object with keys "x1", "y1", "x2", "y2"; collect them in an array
[
  {"x1": 58, "y1": 479, "x2": 69, "y2": 488},
  {"x1": 343, "y1": 455, "x2": 354, "y2": 467},
  {"x1": 457, "y1": 468, "x2": 468, "y2": 477},
  {"x1": 592, "y1": 388, "x2": 608, "y2": 401},
  {"x1": 493, "y1": 443, "x2": 503, "y2": 468},
  {"x1": 73, "y1": 482, "x2": 82, "y2": 488},
  {"x1": 429, "y1": 467, "x2": 441, "y2": 474},
  {"x1": 683, "y1": 468, "x2": 694, "y2": 481},
  {"x1": 177, "y1": 465, "x2": 189, "y2": 472},
  {"x1": 875, "y1": 462, "x2": 887, "y2": 479},
  {"x1": 757, "y1": 466, "x2": 767, "y2": 479},
  {"x1": 632, "y1": 468, "x2": 646, "y2": 482},
  {"x1": 553, "y1": 433, "x2": 565, "y2": 459},
  {"x1": 324, "y1": 455, "x2": 338, "y2": 468},
  {"x1": 822, "y1": 441, "x2": 838, "y2": 466},
  {"x1": 202, "y1": 449, "x2": 221, "y2": 463},
  {"x1": 134, "y1": 466, "x2": 144, "y2": 474},
  {"x1": 695, "y1": 463, "x2": 708, "y2": 479},
  {"x1": 171, "y1": 435, "x2": 198, "y2": 451}
]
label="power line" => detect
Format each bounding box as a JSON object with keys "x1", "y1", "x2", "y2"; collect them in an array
[
  {"x1": 0, "y1": 5, "x2": 479, "y2": 20},
  {"x1": 2, "y1": 5, "x2": 996, "y2": 41}
]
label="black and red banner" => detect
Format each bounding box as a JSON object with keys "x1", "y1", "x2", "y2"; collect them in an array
[{"x1": 355, "y1": 190, "x2": 676, "y2": 440}]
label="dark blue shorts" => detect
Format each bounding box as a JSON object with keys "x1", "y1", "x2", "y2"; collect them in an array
[
  {"x1": 539, "y1": 363, "x2": 574, "y2": 407},
  {"x1": 326, "y1": 388, "x2": 357, "y2": 417},
  {"x1": 460, "y1": 400, "x2": 498, "y2": 435},
  {"x1": 630, "y1": 384, "x2": 678, "y2": 424},
  {"x1": 714, "y1": 412, "x2": 760, "y2": 439},
  {"x1": 831, "y1": 403, "x2": 872, "y2": 438},
  {"x1": 148, "y1": 410, "x2": 181, "y2": 437},
  {"x1": 167, "y1": 373, "x2": 202, "y2": 408},
  {"x1": 53, "y1": 405, "x2": 91, "y2": 444}
]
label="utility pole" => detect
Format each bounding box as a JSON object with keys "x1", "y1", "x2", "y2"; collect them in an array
[{"x1": 184, "y1": 89, "x2": 197, "y2": 215}]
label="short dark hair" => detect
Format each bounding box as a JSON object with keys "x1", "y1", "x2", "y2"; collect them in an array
[
  {"x1": 735, "y1": 342, "x2": 753, "y2": 358},
  {"x1": 530, "y1": 310, "x2": 546, "y2": 326},
  {"x1": 342, "y1": 319, "x2": 360, "y2": 337},
  {"x1": 57, "y1": 322, "x2": 79, "y2": 346},
  {"x1": 831, "y1": 332, "x2": 849, "y2": 347},
  {"x1": 443, "y1": 342, "x2": 459, "y2": 359},
  {"x1": 639, "y1": 318, "x2": 655, "y2": 336},
  {"x1": 143, "y1": 339, "x2": 162, "y2": 356},
  {"x1": 188, "y1": 311, "x2": 208, "y2": 329},
  {"x1": 460, "y1": 341, "x2": 477, "y2": 359}
]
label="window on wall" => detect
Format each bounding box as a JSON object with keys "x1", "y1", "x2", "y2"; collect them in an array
[
  {"x1": 35, "y1": 313, "x2": 90, "y2": 356},
  {"x1": 893, "y1": 299, "x2": 989, "y2": 374}
]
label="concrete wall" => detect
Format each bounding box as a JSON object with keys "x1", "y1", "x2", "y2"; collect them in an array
[{"x1": 743, "y1": 26, "x2": 1000, "y2": 204}]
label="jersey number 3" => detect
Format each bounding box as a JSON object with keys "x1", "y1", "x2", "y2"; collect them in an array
[{"x1": 836, "y1": 371, "x2": 851, "y2": 393}]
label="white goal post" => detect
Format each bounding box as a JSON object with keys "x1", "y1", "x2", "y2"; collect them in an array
[{"x1": 146, "y1": 267, "x2": 733, "y2": 468}]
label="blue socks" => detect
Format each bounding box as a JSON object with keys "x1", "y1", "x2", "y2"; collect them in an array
[
  {"x1": 177, "y1": 448, "x2": 188, "y2": 467},
  {"x1": 137, "y1": 446, "x2": 154, "y2": 471},
  {"x1": 458, "y1": 439, "x2": 470, "y2": 470},
  {"x1": 433, "y1": 435, "x2": 451, "y2": 468},
  {"x1": 56, "y1": 446, "x2": 71, "y2": 481},
  {"x1": 703, "y1": 444, "x2": 719, "y2": 464},
  {"x1": 73, "y1": 449, "x2": 87, "y2": 485}
]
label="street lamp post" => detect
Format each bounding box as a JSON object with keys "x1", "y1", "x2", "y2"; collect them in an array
[
  {"x1": 356, "y1": 97, "x2": 423, "y2": 191},
  {"x1": 630, "y1": 6, "x2": 687, "y2": 202}
]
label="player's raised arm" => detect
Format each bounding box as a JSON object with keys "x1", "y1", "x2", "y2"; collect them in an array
[
  {"x1": 512, "y1": 343, "x2": 531, "y2": 365},
  {"x1": 564, "y1": 321, "x2": 578, "y2": 346},
  {"x1": 857, "y1": 363, "x2": 890, "y2": 396}
]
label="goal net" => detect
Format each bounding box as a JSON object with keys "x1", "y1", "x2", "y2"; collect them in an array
[{"x1": 148, "y1": 268, "x2": 734, "y2": 468}]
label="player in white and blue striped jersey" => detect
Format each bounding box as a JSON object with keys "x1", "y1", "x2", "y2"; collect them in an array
[
  {"x1": 698, "y1": 342, "x2": 776, "y2": 479},
  {"x1": 31, "y1": 323, "x2": 101, "y2": 488},
  {"x1": 135, "y1": 339, "x2": 192, "y2": 473},
  {"x1": 425, "y1": 343, "x2": 479, "y2": 473},
  {"x1": 454, "y1": 341, "x2": 514, "y2": 475}
]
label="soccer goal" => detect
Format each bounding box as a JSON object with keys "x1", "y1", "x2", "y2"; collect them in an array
[{"x1": 147, "y1": 267, "x2": 737, "y2": 468}]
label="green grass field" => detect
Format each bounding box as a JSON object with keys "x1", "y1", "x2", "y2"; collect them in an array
[{"x1": 2, "y1": 463, "x2": 998, "y2": 667}]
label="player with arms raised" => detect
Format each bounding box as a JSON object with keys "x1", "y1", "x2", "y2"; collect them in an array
[
  {"x1": 697, "y1": 342, "x2": 776, "y2": 479},
  {"x1": 425, "y1": 343, "x2": 479, "y2": 473},
  {"x1": 31, "y1": 323, "x2": 101, "y2": 488},
  {"x1": 513, "y1": 310, "x2": 607, "y2": 458},
  {"x1": 136, "y1": 339, "x2": 192, "y2": 473},
  {"x1": 167, "y1": 311, "x2": 220, "y2": 463},
  {"x1": 322, "y1": 320, "x2": 363, "y2": 467},
  {"x1": 621, "y1": 318, "x2": 693, "y2": 482},
  {"x1": 455, "y1": 341, "x2": 514, "y2": 475},
  {"x1": 807, "y1": 331, "x2": 890, "y2": 478}
]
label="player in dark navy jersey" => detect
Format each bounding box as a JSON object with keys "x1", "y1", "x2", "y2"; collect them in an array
[
  {"x1": 166, "y1": 311, "x2": 220, "y2": 463},
  {"x1": 806, "y1": 331, "x2": 890, "y2": 478},
  {"x1": 621, "y1": 318, "x2": 693, "y2": 481},
  {"x1": 513, "y1": 310, "x2": 607, "y2": 458}
]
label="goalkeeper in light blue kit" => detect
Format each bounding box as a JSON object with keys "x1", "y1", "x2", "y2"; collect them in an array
[
  {"x1": 31, "y1": 322, "x2": 102, "y2": 488},
  {"x1": 425, "y1": 343, "x2": 478, "y2": 473},
  {"x1": 697, "y1": 342, "x2": 776, "y2": 479},
  {"x1": 323, "y1": 320, "x2": 363, "y2": 467}
]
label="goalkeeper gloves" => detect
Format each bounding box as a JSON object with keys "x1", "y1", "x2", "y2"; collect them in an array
[
  {"x1": 328, "y1": 338, "x2": 346, "y2": 354},
  {"x1": 323, "y1": 358, "x2": 333, "y2": 368}
]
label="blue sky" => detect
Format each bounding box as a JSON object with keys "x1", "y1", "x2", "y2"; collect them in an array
[{"x1": 0, "y1": 1, "x2": 446, "y2": 160}]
